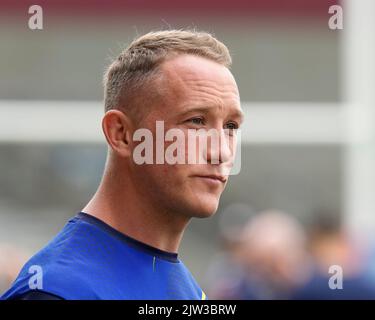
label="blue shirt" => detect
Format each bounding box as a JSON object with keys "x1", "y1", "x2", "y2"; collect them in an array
[{"x1": 1, "y1": 212, "x2": 206, "y2": 300}]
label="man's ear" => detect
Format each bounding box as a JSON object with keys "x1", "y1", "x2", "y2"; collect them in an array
[{"x1": 102, "y1": 109, "x2": 133, "y2": 158}]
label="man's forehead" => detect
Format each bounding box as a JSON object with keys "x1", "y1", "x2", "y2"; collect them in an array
[{"x1": 161, "y1": 54, "x2": 238, "y2": 88}]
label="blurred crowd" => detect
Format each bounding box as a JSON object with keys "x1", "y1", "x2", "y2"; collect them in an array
[{"x1": 205, "y1": 205, "x2": 375, "y2": 300}]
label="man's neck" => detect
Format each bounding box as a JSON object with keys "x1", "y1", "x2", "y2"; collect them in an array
[{"x1": 82, "y1": 166, "x2": 190, "y2": 254}]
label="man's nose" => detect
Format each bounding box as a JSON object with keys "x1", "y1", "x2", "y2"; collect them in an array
[{"x1": 204, "y1": 129, "x2": 233, "y2": 165}]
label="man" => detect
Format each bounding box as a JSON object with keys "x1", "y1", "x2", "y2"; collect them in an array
[{"x1": 1, "y1": 30, "x2": 243, "y2": 300}]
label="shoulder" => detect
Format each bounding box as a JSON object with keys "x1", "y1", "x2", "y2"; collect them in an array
[
  {"x1": 1, "y1": 257, "x2": 100, "y2": 300},
  {"x1": 1, "y1": 216, "x2": 115, "y2": 300}
]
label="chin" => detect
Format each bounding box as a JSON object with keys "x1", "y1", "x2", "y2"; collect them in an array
[{"x1": 188, "y1": 196, "x2": 220, "y2": 218}]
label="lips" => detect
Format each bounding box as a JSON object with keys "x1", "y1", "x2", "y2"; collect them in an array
[{"x1": 192, "y1": 174, "x2": 227, "y2": 183}]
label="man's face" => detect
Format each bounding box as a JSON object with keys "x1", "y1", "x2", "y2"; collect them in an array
[{"x1": 130, "y1": 54, "x2": 243, "y2": 218}]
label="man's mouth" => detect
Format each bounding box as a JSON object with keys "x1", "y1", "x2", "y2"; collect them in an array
[{"x1": 192, "y1": 174, "x2": 227, "y2": 184}]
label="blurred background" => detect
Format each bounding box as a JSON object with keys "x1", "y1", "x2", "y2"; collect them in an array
[{"x1": 1, "y1": 0, "x2": 375, "y2": 299}]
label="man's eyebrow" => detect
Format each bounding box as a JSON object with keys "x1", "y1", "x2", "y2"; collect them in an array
[
  {"x1": 178, "y1": 106, "x2": 212, "y2": 116},
  {"x1": 178, "y1": 105, "x2": 245, "y2": 122},
  {"x1": 232, "y1": 109, "x2": 245, "y2": 123}
]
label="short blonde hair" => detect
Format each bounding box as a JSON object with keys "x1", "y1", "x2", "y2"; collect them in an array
[{"x1": 103, "y1": 30, "x2": 232, "y2": 116}]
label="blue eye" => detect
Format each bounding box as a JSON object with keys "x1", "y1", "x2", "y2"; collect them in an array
[{"x1": 188, "y1": 117, "x2": 204, "y2": 125}]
